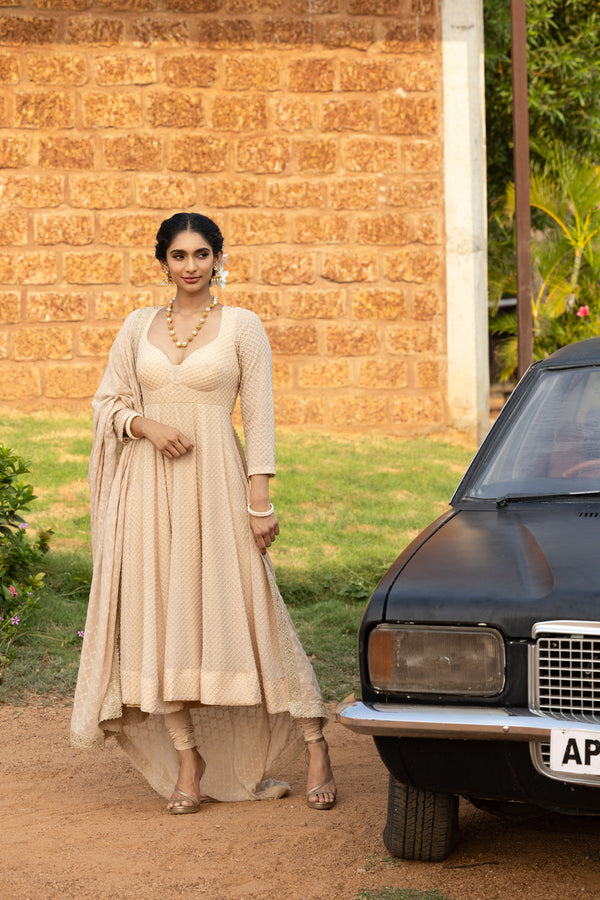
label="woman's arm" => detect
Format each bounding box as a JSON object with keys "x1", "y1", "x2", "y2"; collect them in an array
[
  {"x1": 129, "y1": 415, "x2": 194, "y2": 459},
  {"x1": 249, "y1": 473, "x2": 279, "y2": 554},
  {"x1": 235, "y1": 310, "x2": 278, "y2": 553},
  {"x1": 236, "y1": 310, "x2": 276, "y2": 478}
]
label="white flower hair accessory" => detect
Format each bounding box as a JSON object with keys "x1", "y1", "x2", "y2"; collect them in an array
[{"x1": 211, "y1": 253, "x2": 229, "y2": 288}]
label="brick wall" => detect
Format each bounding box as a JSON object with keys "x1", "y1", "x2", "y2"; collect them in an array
[{"x1": 0, "y1": 0, "x2": 446, "y2": 434}]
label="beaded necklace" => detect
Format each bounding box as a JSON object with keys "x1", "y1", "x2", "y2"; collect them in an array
[{"x1": 166, "y1": 295, "x2": 218, "y2": 349}]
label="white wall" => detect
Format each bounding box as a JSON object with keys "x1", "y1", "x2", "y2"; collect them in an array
[{"x1": 442, "y1": 0, "x2": 489, "y2": 442}]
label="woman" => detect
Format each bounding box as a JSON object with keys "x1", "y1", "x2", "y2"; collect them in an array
[{"x1": 70, "y1": 212, "x2": 336, "y2": 814}]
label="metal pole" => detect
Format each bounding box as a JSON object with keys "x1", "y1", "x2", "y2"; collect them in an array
[{"x1": 510, "y1": 0, "x2": 533, "y2": 377}]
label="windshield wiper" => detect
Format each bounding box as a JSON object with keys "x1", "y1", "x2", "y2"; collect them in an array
[{"x1": 496, "y1": 491, "x2": 600, "y2": 508}]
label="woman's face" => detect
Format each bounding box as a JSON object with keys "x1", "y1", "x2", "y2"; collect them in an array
[{"x1": 164, "y1": 229, "x2": 222, "y2": 295}]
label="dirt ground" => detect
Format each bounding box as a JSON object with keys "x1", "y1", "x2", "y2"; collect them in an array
[{"x1": 2, "y1": 703, "x2": 600, "y2": 900}]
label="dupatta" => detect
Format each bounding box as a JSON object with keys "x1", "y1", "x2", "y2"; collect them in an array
[{"x1": 70, "y1": 308, "x2": 157, "y2": 749}]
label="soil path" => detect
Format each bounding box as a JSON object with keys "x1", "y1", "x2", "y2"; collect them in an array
[{"x1": 1, "y1": 702, "x2": 600, "y2": 900}]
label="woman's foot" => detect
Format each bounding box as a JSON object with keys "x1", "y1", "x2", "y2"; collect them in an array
[
  {"x1": 167, "y1": 747, "x2": 206, "y2": 814},
  {"x1": 305, "y1": 737, "x2": 336, "y2": 810}
]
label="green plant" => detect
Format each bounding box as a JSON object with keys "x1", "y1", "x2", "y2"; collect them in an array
[
  {"x1": 0, "y1": 444, "x2": 51, "y2": 679},
  {"x1": 485, "y1": 1, "x2": 600, "y2": 208},
  {"x1": 485, "y1": 2, "x2": 600, "y2": 375},
  {"x1": 489, "y1": 143, "x2": 600, "y2": 379}
]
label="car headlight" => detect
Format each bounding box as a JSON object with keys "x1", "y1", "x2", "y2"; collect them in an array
[{"x1": 368, "y1": 624, "x2": 505, "y2": 696}]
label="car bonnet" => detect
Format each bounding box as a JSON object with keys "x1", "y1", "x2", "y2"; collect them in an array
[{"x1": 383, "y1": 503, "x2": 600, "y2": 638}]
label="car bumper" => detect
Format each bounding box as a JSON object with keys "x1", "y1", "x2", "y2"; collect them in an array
[{"x1": 335, "y1": 699, "x2": 598, "y2": 742}]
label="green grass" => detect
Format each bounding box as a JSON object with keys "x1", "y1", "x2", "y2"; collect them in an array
[{"x1": 0, "y1": 409, "x2": 474, "y2": 702}]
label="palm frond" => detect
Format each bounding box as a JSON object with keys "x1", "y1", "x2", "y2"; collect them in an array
[
  {"x1": 488, "y1": 309, "x2": 517, "y2": 336},
  {"x1": 494, "y1": 335, "x2": 518, "y2": 381},
  {"x1": 541, "y1": 279, "x2": 579, "y2": 318}
]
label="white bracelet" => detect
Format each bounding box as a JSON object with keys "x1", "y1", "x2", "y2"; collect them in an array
[
  {"x1": 124, "y1": 412, "x2": 141, "y2": 440},
  {"x1": 247, "y1": 503, "x2": 274, "y2": 517}
]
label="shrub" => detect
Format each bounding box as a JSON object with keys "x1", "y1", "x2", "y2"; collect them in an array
[
  {"x1": 489, "y1": 142, "x2": 600, "y2": 380},
  {"x1": 0, "y1": 444, "x2": 51, "y2": 680}
]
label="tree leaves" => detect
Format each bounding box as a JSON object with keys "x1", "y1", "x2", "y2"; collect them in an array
[
  {"x1": 485, "y1": 1, "x2": 600, "y2": 206},
  {"x1": 489, "y1": 144, "x2": 600, "y2": 378}
]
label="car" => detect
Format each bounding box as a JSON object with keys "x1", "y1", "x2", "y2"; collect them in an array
[{"x1": 337, "y1": 336, "x2": 600, "y2": 861}]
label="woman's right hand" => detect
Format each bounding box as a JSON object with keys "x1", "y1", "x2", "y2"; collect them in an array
[{"x1": 130, "y1": 416, "x2": 194, "y2": 459}]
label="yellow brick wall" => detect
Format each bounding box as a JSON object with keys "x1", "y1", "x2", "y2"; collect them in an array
[{"x1": 0, "y1": 0, "x2": 446, "y2": 433}]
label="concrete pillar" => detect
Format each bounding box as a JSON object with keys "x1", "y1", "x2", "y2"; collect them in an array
[{"x1": 442, "y1": 0, "x2": 489, "y2": 442}]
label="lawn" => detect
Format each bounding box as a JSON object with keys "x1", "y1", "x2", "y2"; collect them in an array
[{"x1": 0, "y1": 408, "x2": 475, "y2": 703}]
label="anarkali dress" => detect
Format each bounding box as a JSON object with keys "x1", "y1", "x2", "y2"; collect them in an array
[{"x1": 70, "y1": 305, "x2": 327, "y2": 801}]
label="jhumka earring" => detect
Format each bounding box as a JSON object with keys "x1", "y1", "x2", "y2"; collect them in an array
[
  {"x1": 161, "y1": 269, "x2": 174, "y2": 286},
  {"x1": 209, "y1": 254, "x2": 229, "y2": 289}
]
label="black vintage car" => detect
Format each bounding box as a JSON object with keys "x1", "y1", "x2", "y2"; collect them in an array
[{"x1": 337, "y1": 337, "x2": 600, "y2": 861}]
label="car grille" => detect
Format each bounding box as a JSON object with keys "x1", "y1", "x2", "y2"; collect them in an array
[
  {"x1": 535, "y1": 633, "x2": 600, "y2": 721},
  {"x1": 530, "y1": 622, "x2": 600, "y2": 785}
]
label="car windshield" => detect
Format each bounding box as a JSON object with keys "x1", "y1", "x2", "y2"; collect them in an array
[{"x1": 466, "y1": 366, "x2": 600, "y2": 500}]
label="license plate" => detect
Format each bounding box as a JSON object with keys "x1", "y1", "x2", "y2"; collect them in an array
[{"x1": 550, "y1": 728, "x2": 600, "y2": 775}]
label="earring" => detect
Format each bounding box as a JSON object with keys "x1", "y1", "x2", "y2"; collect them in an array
[
  {"x1": 161, "y1": 269, "x2": 174, "y2": 286},
  {"x1": 210, "y1": 254, "x2": 229, "y2": 289}
]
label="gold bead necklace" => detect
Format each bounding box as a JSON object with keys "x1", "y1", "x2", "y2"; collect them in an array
[{"x1": 166, "y1": 295, "x2": 218, "y2": 348}]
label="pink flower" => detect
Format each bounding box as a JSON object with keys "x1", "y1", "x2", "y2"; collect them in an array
[
  {"x1": 77, "y1": 630, "x2": 85, "y2": 638},
  {"x1": 8, "y1": 585, "x2": 18, "y2": 598},
  {"x1": 577, "y1": 305, "x2": 590, "y2": 317},
  {"x1": 10, "y1": 616, "x2": 20, "y2": 626}
]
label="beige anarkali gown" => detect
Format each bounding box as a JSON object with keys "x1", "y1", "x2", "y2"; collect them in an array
[{"x1": 70, "y1": 305, "x2": 327, "y2": 801}]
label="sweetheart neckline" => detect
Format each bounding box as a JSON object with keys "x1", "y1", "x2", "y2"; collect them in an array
[{"x1": 145, "y1": 306, "x2": 225, "y2": 366}]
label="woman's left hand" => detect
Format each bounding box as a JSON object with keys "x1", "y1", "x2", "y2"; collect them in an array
[{"x1": 249, "y1": 512, "x2": 280, "y2": 555}]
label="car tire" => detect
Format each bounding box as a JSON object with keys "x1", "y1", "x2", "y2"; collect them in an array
[{"x1": 383, "y1": 775, "x2": 459, "y2": 862}]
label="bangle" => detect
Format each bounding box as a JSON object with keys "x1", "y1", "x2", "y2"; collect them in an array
[
  {"x1": 124, "y1": 413, "x2": 141, "y2": 440},
  {"x1": 248, "y1": 502, "x2": 274, "y2": 517}
]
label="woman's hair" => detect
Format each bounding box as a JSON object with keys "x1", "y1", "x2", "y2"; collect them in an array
[{"x1": 154, "y1": 212, "x2": 224, "y2": 262}]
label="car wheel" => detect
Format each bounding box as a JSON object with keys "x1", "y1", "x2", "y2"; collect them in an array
[{"x1": 383, "y1": 775, "x2": 459, "y2": 862}]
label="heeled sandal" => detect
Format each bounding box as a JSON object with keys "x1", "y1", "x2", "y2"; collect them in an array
[
  {"x1": 168, "y1": 787, "x2": 206, "y2": 815},
  {"x1": 305, "y1": 736, "x2": 336, "y2": 811},
  {"x1": 168, "y1": 751, "x2": 210, "y2": 815}
]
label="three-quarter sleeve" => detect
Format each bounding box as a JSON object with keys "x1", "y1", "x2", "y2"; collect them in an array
[{"x1": 235, "y1": 308, "x2": 276, "y2": 477}]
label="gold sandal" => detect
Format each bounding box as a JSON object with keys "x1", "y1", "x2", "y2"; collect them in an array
[
  {"x1": 305, "y1": 736, "x2": 336, "y2": 810},
  {"x1": 168, "y1": 752, "x2": 211, "y2": 815},
  {"x1": 168, "y1": 788, "x2": 204, "y2": 815}
]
